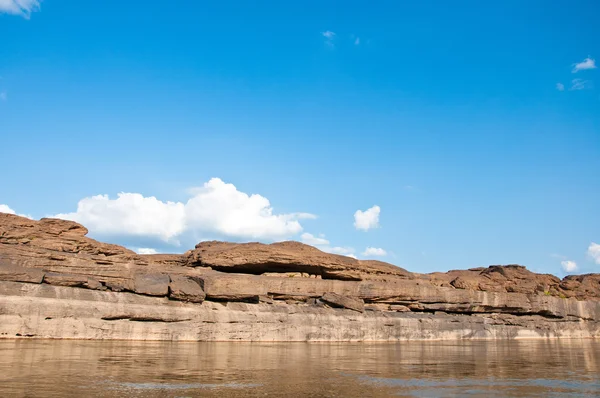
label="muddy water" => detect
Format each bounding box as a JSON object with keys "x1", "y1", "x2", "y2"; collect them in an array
[{"x1": 0, "y1": 339, "x2": 598, "y2": 397}]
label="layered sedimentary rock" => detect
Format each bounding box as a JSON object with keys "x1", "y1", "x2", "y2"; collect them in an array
[{"x1": 1, "y1": 213, "x2": 599, "y2": 341}]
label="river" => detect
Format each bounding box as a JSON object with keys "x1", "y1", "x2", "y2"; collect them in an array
[{"x1": 1, "y1": 339, "x2": 598, "y2": 397}]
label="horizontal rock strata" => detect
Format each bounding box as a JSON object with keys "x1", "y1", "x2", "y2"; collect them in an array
[{"x1": 1, "y1": 213, "x2": 599, "y2": 341}]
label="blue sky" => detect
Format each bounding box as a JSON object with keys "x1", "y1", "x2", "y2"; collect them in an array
[{"x1": 0, "y1": 1, "x2": 599, "y2": 276}]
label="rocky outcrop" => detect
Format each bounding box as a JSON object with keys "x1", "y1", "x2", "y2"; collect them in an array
[
  {"x1": 185, "y1": 240, "x2": 413, "y2": 281},
  {"x1": 1, "y1": 213, "x2": 599, "y2": 341},
  {"x1": 321, "y1": 292, "x2": 364, "y2": 312}
]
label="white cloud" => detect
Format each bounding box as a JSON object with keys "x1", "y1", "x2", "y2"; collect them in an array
[
  {"x1": 362, "y1": 247, "x2": 387, "y2": 257},
  {"x1": 55, "y1": 193, "x2": 186, "y2": 243},
  {"x1": 556, "y1": 83, "x2": 564, "y2": 91},
  {"x1": 588, "y1": 242, "x2": 600, "y2": 265},
  {"x1": 299, "y1": 232, "x2": 356, "y2": 258},
  {"x1": 561, "y1": 260, "x2": 578, "y2": 273},
  {"x1": 0, "y1": 204, "x2": 16, "y2": 215},
  {"x1": 0, "y1": 92, "x2": 6, "y2": 101},
  {"x1": 0, "y1": 204, "x2": 32, "y2": 219},
  {"x1": 572, "y1": 57, "x2": 596, "y2": 73},
  {"x1": 301, "y1": 232, "x2": 330, "y2": 246},
  {"x1": 354, "y1": 205, "x2": 380, "y2": 231},
  {"x1": 0, "y1": 0, "x2": 40, "y2": 18},
  {"x1": 55, "y1": 178, "x2": 315, "y2": 244},
  {"x1": 322, "y1": 30, "x2": 335, "y2": 47},
  {"x1": 136, "y1": 248, "x2": 159, "y2": 255},
  {"x1": 570, "y1": 78, "x2": 592, "y2": 91},
  {"x1": 326, "y1": 246, "x2": 355, "y2": 256}
]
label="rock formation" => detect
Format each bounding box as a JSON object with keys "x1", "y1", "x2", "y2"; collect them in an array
[{"x1": 1, "y1": 213, "x2": 599, "y2": 341}]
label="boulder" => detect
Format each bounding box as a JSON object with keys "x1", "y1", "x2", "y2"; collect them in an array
[
  {"x1": 321, "y1": 292, "x2": 364, "y2": 313},
  {"x1": 133, "y1": 273, "x2": 170, "y2": 296},
  {"x1": 168, "y1": 275, "x2": 205, "y2": 303},
  {"x1": 186, "y1": 240, "x2": 412, "y2": 281}
]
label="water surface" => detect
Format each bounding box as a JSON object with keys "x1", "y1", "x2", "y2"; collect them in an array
[{"x1": 1, "y1": 340, "x2": 598, "y2": 397}]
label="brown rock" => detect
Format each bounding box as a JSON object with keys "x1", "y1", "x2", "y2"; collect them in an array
[
  {"x1": 43, "y1": 272, "x2": 89, "y2": 288},
  {"x1": 186, "y1": 240, "x2": 412, "y2": 281},
  {"x1": 134, "y1": 273, "x2": 170, "y2": 296},
  {"x1": 450, "y1": 276, "x2": 472, "y2": 290},
  {"x1": 321, "y1": 292, "x2": 364, "y2": 312},
  {"x1": 168, "y1": 275, "x2": 205, "y2": 303},
  {"x1": 389, "y1": 304, "x2": 411, "y2": 312},
  {"x1": 0, "y1": 263, "x2": 44, "y2": 284}
]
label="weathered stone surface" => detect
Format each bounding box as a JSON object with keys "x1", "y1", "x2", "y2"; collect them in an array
[
  {"x1": 43, "y1": 272, "x2": 89, "y2": 288},
  {"x1": 321, "y1": 292, "x2": 364, "y2": 312},
  {"x1": 2, "y1": 282, "x2": 599, "y2": 341},
  {"x1": 133, "y1": 273, "x2": 170, "y2": 296},
  {"x1": 390, "y1": 304, "x2": 411, "y2": 312},
  {"x1": 186, "y1": 240, "x2": 413, "y2": 281},
  {"x1": 1, "y1": 213, "x2": 600, "y2": 342},
  {"x1": 0, "y1": 264, "x2": 44, "y2": 284},
  {"x1": 168, "y1": 275, "x2": 205, "y2": 303}
]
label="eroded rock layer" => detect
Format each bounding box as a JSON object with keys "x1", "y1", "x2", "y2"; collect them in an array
[{"x1": 1, "y1": 213, "x2": 599, "y2": 341}]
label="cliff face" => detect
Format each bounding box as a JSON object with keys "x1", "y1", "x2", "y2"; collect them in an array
[{"x1": 1, "y1": 213, "x2": 599, "y2": 341}]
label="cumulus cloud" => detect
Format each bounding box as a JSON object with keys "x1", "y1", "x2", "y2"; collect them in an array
[
  {"x1": 570, "y1": 78, "x2": 592, "y2": 91},
  {"x1": 0, "y1": 204, "x2": 32, "y2": 219},
  {"x1": 54, "y1": 178, "x2": 315, "y2": 246},
  {"x1": 301, "y1": 232, "x2": 330, "y2": 246},
  {"x1": 354, "y1": 205, "x2": 380, "y2": 231},
  {"x1": 561, "y1": 260, "x2": 578, "y2": 273},
  {"x1": 0, "y1": 0, "x2": 40, "y2": 18},
  {"x1": 556, "y1": 83, "x2": 565, "y2": 91},
  {"x1": 362, "y1": 247, "x2": 387, "y2": 257},
  {"x1": 572, "y1": 57, "x2": 596, "y2": 73},
  {"x1": 55, "y1": 194, "x2": 186, "y2": 243},
  {"x1": 135, "y1": 248, "x2": 159, "y2": 255},
  {"x1": 588, "y1": 242, "x2": 600, "y2": 265}
]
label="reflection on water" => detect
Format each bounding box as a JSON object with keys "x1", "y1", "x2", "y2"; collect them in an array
[{"x1": 0, "y1": 339, "x2": 598, "y2": 397}]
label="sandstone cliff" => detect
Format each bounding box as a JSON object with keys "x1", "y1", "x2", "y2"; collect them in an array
[{"x1": 1, "y1": 213, "x2": 599, "y2": 341}]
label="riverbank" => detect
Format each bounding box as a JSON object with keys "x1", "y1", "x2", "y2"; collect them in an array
[{"x1": 1, "y1": 213, "x2": 599, "y2": 341}]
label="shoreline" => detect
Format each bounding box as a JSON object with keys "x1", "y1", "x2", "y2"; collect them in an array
[{"x1": 2, "y1": 281, "x2": 599, "y2": 342}]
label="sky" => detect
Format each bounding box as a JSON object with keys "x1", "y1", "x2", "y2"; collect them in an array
[{"x1": 0, "y1": 1, "x2": 599, "y2": 276}]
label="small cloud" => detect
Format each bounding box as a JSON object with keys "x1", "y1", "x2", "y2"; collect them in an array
[
  {"x1": 301, "y1": 232, "x2": 356, "y2": 258},
  {"x1": 301, "y1": 232, "x2": 330, "y2": 246},
  {"x1": 561, "y1": 260, "x2": 578, "y2": 273},
  {"x1": 362, "y1": 247, "x2": 387, "y2": 257},
  {"x1": 135, "y1": 248, "x2": 159, "y2": 255},
  {"x1": 0, "y1": 204, "x2": 16, "y2": 215},
  {"x1": 323, "y1": 245, "x2": 356, "y2": 258},
  {"x1": 556, "y1": 83, "x2": 565, "y2": 91},
  {"x1": 588, "y1": 242, "x2": 600, "y2": 264},
  {"x1": 0, "y1": 204, "x2": 33, "y2": 219},
  {"x1": 570, "y1": 78, "x2": 592, "y2": 91},
  {"x1": 354, "y1": 205, "x2": 380, "y2": 231},
  {"x1": 572, "y1": 57, "x2": 597, "y2": 73},
  {"x1": 354, "y1": 37, "x2": 360, "y2": 45},
  {"x1": 322, "y1": 30, "x2": 335, "y2": 47},
  {"x1": 0, "y1": 0, "x2": 41, "y2": 18}
]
